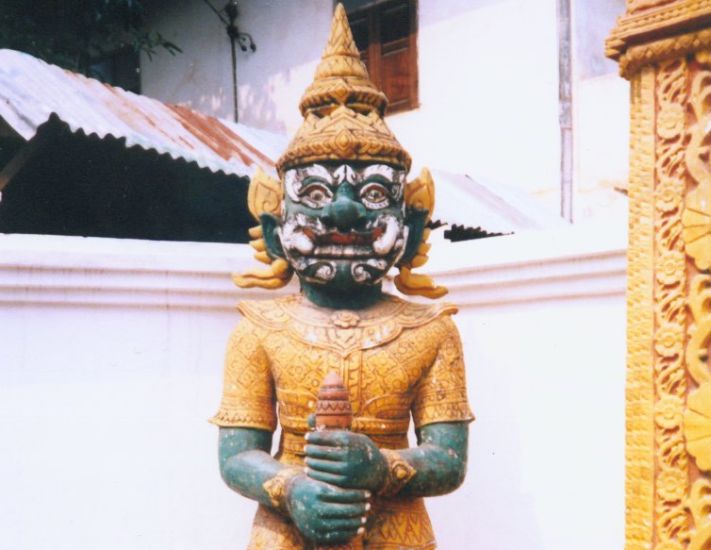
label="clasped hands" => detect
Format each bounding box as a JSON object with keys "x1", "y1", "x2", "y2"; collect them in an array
[{"x1": 284, "y1": 430, "x2": 388, "y2": 545}]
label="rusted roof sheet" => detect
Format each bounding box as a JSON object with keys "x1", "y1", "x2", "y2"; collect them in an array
[{"x1": 0, "y1": 49, "x2": 286, "y2": 177}]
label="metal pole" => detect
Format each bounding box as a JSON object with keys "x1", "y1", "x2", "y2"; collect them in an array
[
  {"x1": 229, "y1": 35, "x2": 239, "y2": 122},
  {"x1": 557, "y1": 0, "x2": 574, "y2": 222}
]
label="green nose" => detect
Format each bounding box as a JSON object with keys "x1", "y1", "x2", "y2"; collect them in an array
[{"x1": 325, "y1": 185, "x2": 366, "y2": 232}]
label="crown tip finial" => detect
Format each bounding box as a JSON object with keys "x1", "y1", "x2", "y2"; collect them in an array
[{"x1": 323, "y1": 1, "x2": 360, "y2": 59}]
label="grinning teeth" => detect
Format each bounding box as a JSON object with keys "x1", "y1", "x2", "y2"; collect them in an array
[{"x1": 314, "y1": 245, "x2": 371, "y2": 258}]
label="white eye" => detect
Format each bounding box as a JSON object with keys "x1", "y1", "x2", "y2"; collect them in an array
[
  {"x1": 360, "y1": 183, "x2": 390, "y2": 209},
  {"x1": 300, "y1": 183, "x2": 333, "y2": 208}
]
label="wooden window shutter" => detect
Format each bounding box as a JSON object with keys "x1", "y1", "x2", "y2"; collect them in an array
[{"x1": 347, "y1": 0, "x2": 418, "y2": 115}]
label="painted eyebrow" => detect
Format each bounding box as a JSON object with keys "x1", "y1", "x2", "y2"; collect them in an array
[
  {"x1": 361, "y1": 164, "x2": 401, "y2": 181},
  {"x1": 298, "y1": 164, "x2": 334, "y2": 182}
]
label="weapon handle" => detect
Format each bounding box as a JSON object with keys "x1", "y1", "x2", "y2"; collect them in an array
[{"x1": 313, "y1": 371, "x2": 364, "y2": 550}]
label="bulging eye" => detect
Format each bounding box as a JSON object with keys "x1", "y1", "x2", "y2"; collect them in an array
[
  {"x1": 301, "y1": 183, "x2": 333, "y2": 208},
  {"x1": 360, "y1": 183, "x2": 389, "y2": 209}
]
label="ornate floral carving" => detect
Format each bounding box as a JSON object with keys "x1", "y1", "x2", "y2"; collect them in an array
[
  {"x1": 685, "y1": 382, "x2": 711, "y2": 470},
  {"x1": 683, "y1": 188, "x2": 711, "y2": 271},
  {"x1": 680, "y1": 52, "x2": 711, "y2": 550},
  {"x1": 652, "y1": 58, "x2": 691, "y2": 547},
  {"x1": 688, "y1": 478, "x2": 711, "y2": 550},
  {"x1": 612, "y1": 6, "x2": 711, "y2": 549}
]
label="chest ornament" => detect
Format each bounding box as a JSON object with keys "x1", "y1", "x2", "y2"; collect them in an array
[{"x1": 238, "y1": 294, "x2": 457, "y2": 357}]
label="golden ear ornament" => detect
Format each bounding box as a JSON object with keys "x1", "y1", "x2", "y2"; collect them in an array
[
  {"x1": 233, "y1": 167, "x2": 294, "y2": 290},
  {"x1": 395, "y1": 167, "x2": 448, "y2": 300}
]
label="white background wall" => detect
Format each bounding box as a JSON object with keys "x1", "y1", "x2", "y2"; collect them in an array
[{"x1": 0, "y1": 225, "x2": 626, "y2": 549}]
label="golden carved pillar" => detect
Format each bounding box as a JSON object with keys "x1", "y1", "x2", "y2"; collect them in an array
[{"x1": 607, "y1": 2, "x2": 711, "y2": 549}]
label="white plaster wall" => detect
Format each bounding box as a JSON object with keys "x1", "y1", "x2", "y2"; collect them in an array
[
  {"x1": 389, "y1": 0, "x2": 561, "y2": 197},
  {"x1": 0, "y1": 224, "x2": 625, "y2": 549},
  {"x1": 571, "y1": 0, "x2": 630, "y2": 222}
]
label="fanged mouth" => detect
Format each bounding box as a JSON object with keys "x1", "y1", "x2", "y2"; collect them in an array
[
  {"x1": 280, "y1": 214, "x2": 406, "y2": 260},
  {"x1": 303, "y1": 227, "x2": 384, "y2": 246},
  {"x1": 302, "y1": 227, "x2": 386, "y2": 258}
]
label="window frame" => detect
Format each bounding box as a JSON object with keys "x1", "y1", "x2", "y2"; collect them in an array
[{"x1": 345, "y1": 0, "x2": 419, "y2": 115}]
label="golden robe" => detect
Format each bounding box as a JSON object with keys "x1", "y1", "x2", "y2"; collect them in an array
[{"x1": 211, "y1": 294, "x2": 474, "y2": 549}]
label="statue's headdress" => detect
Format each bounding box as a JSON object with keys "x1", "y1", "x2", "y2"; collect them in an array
[{"x1": 234, "y1": 3, "x2": 446, "y2": 299}]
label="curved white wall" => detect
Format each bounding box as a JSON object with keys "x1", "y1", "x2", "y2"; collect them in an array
[{"x1": 0, "y1": 225, "x2": 625, "y2": 549}]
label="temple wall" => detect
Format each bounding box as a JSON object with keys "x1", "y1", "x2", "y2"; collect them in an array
[
  {"x1": 140, "y1": 0, "x2": 629, "y2": 218},
  {"x1": 0, "y1": 226, "x2": 625, "y2": 549}
]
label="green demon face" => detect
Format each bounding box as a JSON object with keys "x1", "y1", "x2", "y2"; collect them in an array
[{"x1": 261, "y1": 162, "x2": 426, "y2": 290}]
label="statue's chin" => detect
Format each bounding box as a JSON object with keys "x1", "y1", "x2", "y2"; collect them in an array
[{"x1": 298, "y1": 258, "x2": 391, "y2": 287}]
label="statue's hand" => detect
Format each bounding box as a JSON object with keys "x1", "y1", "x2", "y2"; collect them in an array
[
  {"x1": 285, "y1": 474, "x2": 369, "y2": 544},
  {"x1": 304, "y1": 430, "x2": 388, "y2": 492}
]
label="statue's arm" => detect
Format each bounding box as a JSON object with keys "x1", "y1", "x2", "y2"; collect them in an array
[
  {"x1": 396, "y1": 421, "x2": 468, "y2": 497},
  {"x1": 218, "y1": 426, "x2": 282, "y2": 506}
]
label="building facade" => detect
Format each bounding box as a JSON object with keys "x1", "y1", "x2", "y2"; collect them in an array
[{"x1": 141, "y1": 0, "x2": 629, "y2": 222}]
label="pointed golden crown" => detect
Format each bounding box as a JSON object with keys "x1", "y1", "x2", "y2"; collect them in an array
[{"x1": 276, "y1": 3, "x2": 412, "y2": 175}]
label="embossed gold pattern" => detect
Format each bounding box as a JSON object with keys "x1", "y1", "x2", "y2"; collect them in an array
[
  {"x1": 606, "y1": 0, "x2": 711, "y2": 73},
  {"x1": 625, "y1": 66, "x2": 657, "y2": 550},
  {"x1": 211, "y1": 294, "x2": 473, "y2": 548},
  {"x1": 378, "y1": 449, "x2": 417, "y2": 497},
  {"x1": 263, "y1": 468, "x2": 302, "y2": 513}
]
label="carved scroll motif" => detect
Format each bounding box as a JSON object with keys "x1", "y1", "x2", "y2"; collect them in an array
[
  {"x1": 683, "y1": 51, "x2": 711, "y2": 550},
  {"x1": 654, "y1": 58, "x2": 691, "y2": 547}
]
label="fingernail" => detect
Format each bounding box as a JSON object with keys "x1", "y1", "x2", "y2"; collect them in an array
[
  {"x1": 304, "y1": 433, "x2": 311, "y2": 442},
  {"x1": 303, "y1": 445, "x2": 307, "y2": 453},
  {"x1": 365, "y1": 490, "x2": 372, "y2": 499},
  {"x1": 303, "y1": 467, "x2": 309, "y2": 475},
  {"x1": 357, "y1": 527, "x2": 365, "y2": 535},
  {"x1": 361, "y1": 516, "x2": 367, "y2": 524},
  {"x1": 365, "y1": 502, "x2": 371, "y2": 511}
]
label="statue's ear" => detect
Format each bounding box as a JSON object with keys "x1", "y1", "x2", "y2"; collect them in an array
[
  {"x1": 400, "y1": 207, "x2": 428, "y2": 265},
  {"x1": 259, "y1": 213, "x2": 286, "y2": 259}
]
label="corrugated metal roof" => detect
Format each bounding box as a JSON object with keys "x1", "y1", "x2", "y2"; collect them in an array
[{"x1": 0, "y1": 49, "x2": 287, "y2": 177}]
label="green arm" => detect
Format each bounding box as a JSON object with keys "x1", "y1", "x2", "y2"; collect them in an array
[
  {"x1": 397, "y1": 421, "x2": 469, "y2": 497},
  {"x1": 218, "y1": 427, "x2": 284, "y2": 507}
]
